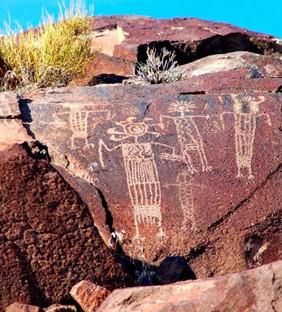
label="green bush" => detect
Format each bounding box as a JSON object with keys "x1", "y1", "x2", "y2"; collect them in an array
[{"x1": 0, "y1": 0, "x2": 94, "y2": 91}]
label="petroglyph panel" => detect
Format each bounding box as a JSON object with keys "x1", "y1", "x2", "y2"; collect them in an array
[{"x1": 23, "y1": 86, "x2": 282, "y2": 262}]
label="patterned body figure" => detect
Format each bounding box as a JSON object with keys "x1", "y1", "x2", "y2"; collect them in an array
[
  {"x1": 174, "y1": 117, "x2": 210, "y2": 173},
  {"x1": 164, "y1": 170, "x2": 198, "y2": 231},
  {"x1": 99, "y1": 117, "x2": 166, "y2": 238},
  {"x1": 66, "y1": 106, "x2": 113, "y2": 149},
  {"x1": 234, "y1": 112, "x2": 257, "y2": 179},
  {"x1": 159, "y1": 100, "x2": 211, "y2": 173},
  {"x1": 70, "y1": 110, "x2": 89, "y2": 148},
  {"x1": 221, "y1": 94, "x2": 271, "y2": 179},
  {"x1": 122, "y1": 143, "x2": 162, "y2": 232},
  {"x1": 176, "y1": 171, "x2": 197, "y2": 230}
]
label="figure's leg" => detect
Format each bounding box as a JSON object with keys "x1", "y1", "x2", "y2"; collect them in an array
[
  {"x1": 84, "y1": 136, "x2": 95, "y2": 149},
  {"x1": 184, "y1": 150, "x2": 197, "y2": 173},
  {"x1": 248, "y1": 166, "x2": 254, "y2": 180},
  {"x1": 133, "y1": 208, "x2": 141, "y2": 240},
  {"x1": 236, "y1": 166, "x2": 243, "y2": 179},
  {"x1": 199, "y1": 144, "x2": 212, "y2": 172},
  {"x1": 156, "y1": 216, "x2": 166, "y2": 241},
  {"x1": 71, "y1": 136, "x2": 75, "y2": 148}
]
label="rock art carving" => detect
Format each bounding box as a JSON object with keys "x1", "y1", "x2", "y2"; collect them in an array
[
  {"x1": 69, "y1": 160, "x2": 99, "y2": 185},
  {"x1": 69, "y1": 109, "x2": 91, "y2": 148},
  {"x1": 165, "y1": 170, "x2": 200, "y2": 231},
  {"x1": 99, "y1": 117, "x2": 176, "y2": 239},
  {"x1": 55, "y1": 105, "x2": 114, "y2": 149},
  {"x1": 69, "y1": 107, "x2": 114, "y2": 149},
  {"x1": 220, "y1": 94, "x2": 271, "y2": 179},
  {"x1": 50, "y1": 149, "x2": 99, "y2": 186},
  {"x1": 158, "y1": 100, "x2": 211, "y2": 173}
]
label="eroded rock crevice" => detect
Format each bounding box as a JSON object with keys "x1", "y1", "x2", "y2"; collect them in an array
[
  {"x1": 136, "y1": 33, "x2": 282, "y2": 71},
  {"x1": 209, "y1": 163, "x2": 282, "y2": 231}
]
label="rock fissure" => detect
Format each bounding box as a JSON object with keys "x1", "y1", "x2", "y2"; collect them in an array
[
  {"x1": 271, "y1": 272, "x2": 279, "y2": 312},
  {"x1": 276, "y1": 85, "x2": 282, "y2": 92},
  {"x1": 136, "y1": 33, "x2": 281, "y2": 70},
  {"x1": 185, "y1": 243, "x2": 210, "y2": 262},
  {"x1": 0, "y1": 115, "x2": 21, "y2": 120},
  {"x1": 208, "y1": 163, "x2": 282, "y2": 231},
  {"x1": 142, "y1": 103, "x2": 151, "y2": 119},
  {"x1": 94, "y1": 186, "x2": 117, "y2": 246}
]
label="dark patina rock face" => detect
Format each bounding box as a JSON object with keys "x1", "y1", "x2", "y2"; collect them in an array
[
  {"x1": 22, "y1": 80, "x2": 282, "y2": 275},
  {"x1": 19, "y1": 18, "x2": 282, "y2": 279},
  {"x1": 0, "y1": 145, "x2": 131, "y2": 312}
]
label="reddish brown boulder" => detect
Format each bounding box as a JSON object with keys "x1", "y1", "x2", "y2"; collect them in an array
[
  {"x1": 92, "y1": 16, "x2": 282, "y2": 63},
  {"x1": 74, "y1": 16, "x2": 282, "y2": 85},
  {"x1": 5, "y1": 303, "x2": 41, "y2": 312},
  {"x1": 97, "y1": 260, "x2": 282, "y2": 312},
  {"x1": 0, "y1": 144, "x2": 131, "y2": 312},
  {"x1": 44, "y1": 304, "x2": 76, "y2": 312},
  {"x1": 0, "y1": 92, "x2": 31, "y2": 151},
  {"x1": 2, "y1": 15, "x2": 281, "y2": 312},
  {"x1": 181, "y1": 51, "x2": 282, "y2": 79},
  {"x1": 0, "y1": 241, "x2": 32, "y2": 311},
  {"x1": 70, "y1": 281, "x2": 110, "y2": 312},
  {"x1": 71, "y1": 52, "x2": 132, "y2": 86},
  {"x1": 21, "y1": 70, "x2": 282, "y2": 278}
]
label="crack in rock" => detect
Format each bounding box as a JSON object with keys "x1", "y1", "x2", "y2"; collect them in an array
[{"x1": 208, "y1": 163, "x2": 282, "y2": 231}]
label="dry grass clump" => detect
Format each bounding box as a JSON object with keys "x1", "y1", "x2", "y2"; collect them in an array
[
  {"x1": 0, "y1": 0, "x2": 94, "y2": 91},
  {"x1": 135, "y1": 47, "x2": 186, "y2": 84}
]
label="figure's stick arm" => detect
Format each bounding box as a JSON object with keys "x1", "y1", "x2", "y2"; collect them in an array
[
  {"x1": 154, "y1": 115, "x2": 172, "y2": 130},
  {"x1": 155, "y1": 142, "x2": 176, "y2": 155},
  {"x1": 258, "y1": 113, "x2": 272, "y2": 126},
  {"x1": 219, "y1": 112, "x2": 233, "y2": 130},
  {"x1": 98, "y1": 139, "x2": 120, "y2": 168}
]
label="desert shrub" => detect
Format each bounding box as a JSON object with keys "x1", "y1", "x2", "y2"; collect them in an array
[
  {"x1": 135, "y1": 46, "x2": 186, "y2": 84},
  {"x1": 0, "y1": 0, "x2": 94, "y2": 91}
]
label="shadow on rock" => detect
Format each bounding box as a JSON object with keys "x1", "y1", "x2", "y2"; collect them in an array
[{"x1": 118, "y1": 255, "x2": 196, "y2": 286}]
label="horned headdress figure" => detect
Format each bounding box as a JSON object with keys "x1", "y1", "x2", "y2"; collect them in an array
[{"x1": 220, "y1": 94, "x2": 271, "y2": 179}]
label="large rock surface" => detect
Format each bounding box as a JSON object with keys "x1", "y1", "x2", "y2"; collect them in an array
[
  {"x1": 77, "y1": 16, "x2": 282, "y2": 85},
  {"x1": 97, "y1": 260, "x2": 282, "y2": 312},
  {"x1": 0, "y1": 144, "x2": 131, "y2": 312},
  {"x1": 21, "y1": 83, "x2": 282, "y2": 276},
  {"x1": 20, "y1": 17, "x2": 282, "y2": 277}
]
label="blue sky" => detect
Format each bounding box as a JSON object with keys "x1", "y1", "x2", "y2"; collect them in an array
[{"x1": 0, "y1": 0, "x2": 281, "y2": 38}]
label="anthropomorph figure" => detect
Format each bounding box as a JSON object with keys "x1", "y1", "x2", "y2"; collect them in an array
[
  {"x1": 99, "y1": 117, "x2": 174, "y2": 239},
  {"x1": 69, "y1": 107, "x2": 114, "y2": 149},
  {"x1": 159, "y1": 100, "x2": 211, "y2": 173},
  {"x1": 220, "y1": 94, "x2": 271, "y2": 179},
  {"x1": 165, "y1": 170, "x2": 199, "y2": 231}
]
